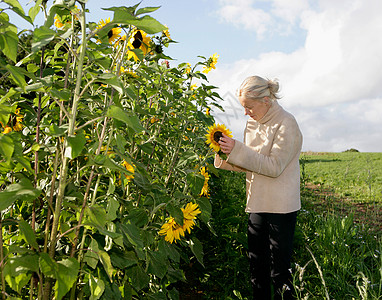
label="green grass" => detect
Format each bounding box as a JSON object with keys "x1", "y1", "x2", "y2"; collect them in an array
[{"x1": 300, "y1": 152, "x2": 382, "y2": 203}]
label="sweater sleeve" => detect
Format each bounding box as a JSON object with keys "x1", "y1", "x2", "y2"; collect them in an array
[
  {"x1": 226, "y1": 117, "x2": 302, "y2": 178},
  {"x1": 214, "y1": 154, "x2": 247, "y2": 172}
]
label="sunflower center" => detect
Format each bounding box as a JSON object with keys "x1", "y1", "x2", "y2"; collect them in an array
[
  {"x1": 108, "y1": 30, "x2": 113, "y2": 39},
  {"x1": 213, "y1": 131, "x2": 223, "y2": 143},
  {"x1": 132, "y1": 31, "x2": 143, "y2": 49}
]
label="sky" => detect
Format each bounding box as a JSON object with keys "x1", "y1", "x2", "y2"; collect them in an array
[{"x1": 3, "y1": 0, "x2": 382, "y2": 152}]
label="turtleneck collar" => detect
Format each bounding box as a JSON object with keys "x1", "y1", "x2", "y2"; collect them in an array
[{"x1": 256, "y1": 100, "x2": 282, "y2": 124}]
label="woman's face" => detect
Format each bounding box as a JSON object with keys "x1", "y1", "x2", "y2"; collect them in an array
[{"x1": 239, "y1": 96, "x2": 270, "y2": 121}]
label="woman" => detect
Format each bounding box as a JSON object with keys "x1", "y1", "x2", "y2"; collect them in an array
[{"x1": 215, "y1": 75, "x2": 302, "y2": 299}]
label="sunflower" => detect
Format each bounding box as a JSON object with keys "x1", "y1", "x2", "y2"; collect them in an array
[
  {"x1": 163, "y1": 25, "x2": 171, "y2": 39},
  {"x1": 96, "y1": 18, "x2": 122, "y2": 44},
  {"x1": 185, "y1": 63, "x2": 191, "y2": 74},
  {"x1": 159, "y1": 217, "x2": 185, "y2": 244},
  {"x1": 11, "y1": 107, "x2": 23, "y2": 132},
  {"x1": 199, "y1": 167, "x2": 210, "y2": 197},
  {"x1": 127, "y1": 28, "x2": 151, "y2": 61},
  {"x1": 182, "y1": 202, "x2": 201, "y2": 221},
  {"x1": 3, "y1": 126, "x2": 12, "y2": 134},
  {"x1": 206, "y1": 107, "x2": 210, "y2": 116},
  {"x1": 54, "y1": 15, "x2": 65, "y2": 29},
  {"x1": 121, "y1": 160, "x2": 135, "y2": 181},
  {"x1": 202, "y1": 53, "x2": 219, "y2": 74},
  {"x1": 205, "y1": 123, "x2": 232, "y2": 153},
  {"x1": 159, "y1": 202, "x2": 201, "y2": 243},
  {"x1": 108, "y1": 27, "x2": 122, "y2": 44}
]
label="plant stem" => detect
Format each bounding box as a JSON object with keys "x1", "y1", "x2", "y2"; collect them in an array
[
  {"x1": 0, "y1": 215, "x2": 5, "y2": 300},
  {"x1": 43, "y1": 5, "x2": 87, "y2": 300}
]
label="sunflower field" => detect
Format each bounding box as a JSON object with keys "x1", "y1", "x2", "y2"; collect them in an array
[{"x1": 0, "y1": 1, "x2": 223, "y2": 299}]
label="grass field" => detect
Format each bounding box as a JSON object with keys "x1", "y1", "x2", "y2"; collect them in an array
[{"x1": 300, "y1": 151, "x2": 382, "y2": 232}]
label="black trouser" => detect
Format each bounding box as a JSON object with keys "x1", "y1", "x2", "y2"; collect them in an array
[{"x1": 248, "y1": 211, "x2": 297, "y2": 300}]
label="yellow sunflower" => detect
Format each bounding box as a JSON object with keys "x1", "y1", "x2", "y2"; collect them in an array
[
  {"x1": 202, "y1": 53, "x2": 219, "y2": 74},
  {"x1": 126, "y1": 28, "x2": 151, "y2": 61},
  {"x1": 159, "y1": 217, "x2": 185, "y2": 244},
  {"x1": 159, "y1": 202, "x2": 201, "y2": 243},
  {"x1": 199, "y1": 167, "x2": 210, "y2": 197},
  {"x1": 205, "y1": 123, "x2": 232, "y2": 152},
  {"x1": 12, "y1": 107, "x2": 23, "y2": 132},
  {"x1": 96, "y1": 18, "x2": 122, "y2": 44},
  {"x1": 54, "y1": 15, "x2": 65, "y2": 29},
  {"x1": 3, "y1": 126, "x2": 12, "y2": 134},
  {"x1": 182, "y1": 202, "x2": 201, "y2": 221},
  {"x1": 185, "y1": 63, "x2": 191, "y2": 74},
  {"x1": 206, "y1": 107, "x2": 210, "y2": 116},
  {"x1": 122, "y1": 160, "x2": 135, "y2": 181},
  {"x1": 163, "y1": 25, "x2": 171, "y2": 39}
]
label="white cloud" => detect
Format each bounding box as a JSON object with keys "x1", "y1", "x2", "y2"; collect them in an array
[
  {"x1": 271, "y1": 0, "x2": 310, "y2": 25},
  {"x1": 210, "y1": 0, "x2": 382, "y2": 151},
  {"x1": 216, "y1": 0, "x2": 273, "y2": 38},
  {"x1": 216, "y1": 0, "x2": 310, "y2": 37}
]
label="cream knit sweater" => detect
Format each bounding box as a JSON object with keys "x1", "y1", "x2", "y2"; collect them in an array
[{"x1": 214, "y1": 101, "x2": 303, "y2": 213}]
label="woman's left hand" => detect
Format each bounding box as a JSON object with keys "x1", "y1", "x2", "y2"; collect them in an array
[{"x1": 219, "y1": 133, "x2": 235, "y2": 154}]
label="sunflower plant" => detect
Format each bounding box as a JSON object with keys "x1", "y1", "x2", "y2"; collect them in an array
[{"x1": 0, "y1": 1, "x2": 223, "y2": 299}]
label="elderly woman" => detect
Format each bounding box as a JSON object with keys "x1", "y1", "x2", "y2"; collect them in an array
[{"x1": 215, "y1": 75, "x2": 302, "y2": 300}]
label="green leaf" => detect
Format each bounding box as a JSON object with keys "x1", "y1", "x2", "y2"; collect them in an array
[
  {"x1": 189, "y1": 237, "x2": 204, "y2": 267},
  {"x1": 32, "y1": 26, "x2": 56, "y2": 53},
  {"x1": 158, "y1": 239, "x2": 180, "y2": 263},
  {"x1": 3, "y1": 255, "x2": 39, "y2": 293},
  {"x1": 84, "y1": 205, "x2": 107, "y2": 229},
  {"x1": 0, "y1": 31, "x2": 18, "y2": 62},
  {"x1": 110, "y1": 250, "x2": 137, "y2": 269},
  {"x1": 0, "y1": 134, "x2": 14, "y2": 161},
  {"x1": 96, "y1": 73, "x2": 125, "y2": 94},
  {"x1": 39, "y1": 252, "x2": 58, "y2": 278},
  {"x1": 0, "y1": 179, "x2": 41, "y2": 212},
  {"x1": 186, "y1": 172, "x2": 205, "y2": 196},
  {"x1": 166, "y1": 204, "x2": 184, "y2": 226},
  {"x1": 103, "y1": 6, "x2": 136, "y2": 23},
  {"x1": 64, "y1": 132, "x2": 86, "y2": 159},
  {"x1": 132, "y1": 171, "x2": 151, "y2": 191},
  {"x1": 5, "y1": 65, "x2": 27, "y2": 90},
  {"x1": 107, "y1": 105, "x2": 145, "y2": 133},
  {"x1": 147, "y1": 251, "x2": 168, "y2": 279},
  {"x1": 0, "y1": 104, "x2": 12, "y2": 126},
  {"x1": 54, "y1": 258, "x2": 80, "y2": 300},
  {"x1": 120, "y1": 222, "x2": 144, "y2": 250},
  {"x1": 127, "y1": 208, "x2": 148, "y2": 227},
  {"x1": 2, "y1": 0, "x2": 33, "y2": 25},
  {"x1": 48, "y1": 123, "x2": 66, "y2": 137},
  {"x1": 98, "y1": 250, "x2": 114, "y2": 282},
  {"x1": 102, "y1": 283, "x2": 122, "y2": 299},
  {"x1": 89, "y1": 274, "x2": 105, "y2": 300},
  {"x1": 129, "y1": 15, "x2": 167, "y2": 34},
  {"x1": 0, "y1": 88, "x2": 18, "y2": 104},
  {"x1": 50, "y1": 88, "x2": 71, "y2": 101},
  {"x1": 126, "y1": 265, "x2": 149, "y2": 291},
  {"x1": 196, "y1": 197, "x2": 212, "y2": 223},
  {"x1": 88, "y1": 155, "x2": 129, "y2": 175},
  {"x1": 14, "y1": 156, "x2": 33, "y2": 174},
  {"x1": 177, "y1": 150, "x2": 198, "y2": 168},
  {"x1": 135, "y1": 6, "x2": 161, "y2": 15},
  {"x1": 28, "y1": 0, "x2": 42, "y2": 22},
  {"x1": 106, "y1": 197, "x2": 119, "y2": 221},
  {"x1": 84, "y1": 238, "x2": 99, "y2": 269},
  {"x1": 19, "y1": 220, "x2": 39, "y2": 249}
]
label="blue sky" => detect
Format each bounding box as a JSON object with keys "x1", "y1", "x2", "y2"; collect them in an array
[{"x1": 4, "y1": 0, "x2": 382, "y2": 152}]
